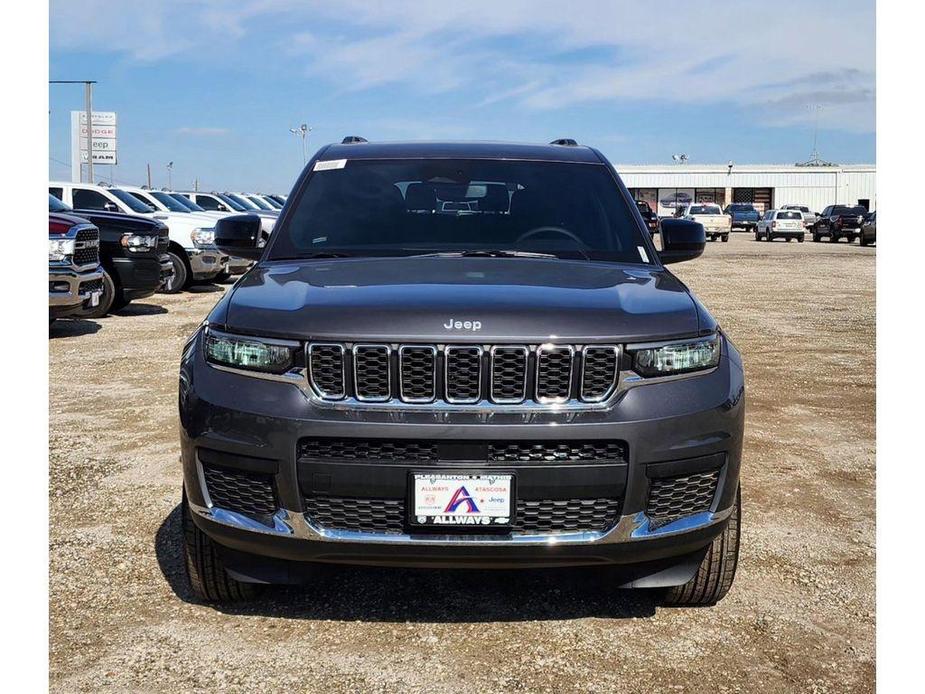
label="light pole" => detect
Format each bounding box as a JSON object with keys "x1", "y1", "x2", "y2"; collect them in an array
[
  {"x1": 289, "y1": 123, "x2": 311, "y2": 164},
  {"x1": 167, "y1": 161, "x2": 174, "y2": 189}
]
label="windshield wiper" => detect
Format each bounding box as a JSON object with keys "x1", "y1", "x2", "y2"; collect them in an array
[{"x1": 408, "y1": 249, "x2": 559, "y2": 259}]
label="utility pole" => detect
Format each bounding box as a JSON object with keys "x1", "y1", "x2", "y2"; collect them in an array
[
  {"x1": 147, "y1": 163, "x2": 152, "y2": 188},
  {"x1": 167, "y1": 161, "x2": 174, "y2": 190},
  {"x1": 49, "y1": 79, "x2": 97, "y2": 183}
]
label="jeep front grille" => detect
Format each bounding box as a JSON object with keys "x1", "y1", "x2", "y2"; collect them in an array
[
  {"x1": 647, "y1": 468, "x2": 720, "y2": 525},
  {"x1": 202, "y1": 463, "x2": 277, "y2": 522},
  {"x1": 308, "y1": 343, "x2": 621, "y2": 407}
]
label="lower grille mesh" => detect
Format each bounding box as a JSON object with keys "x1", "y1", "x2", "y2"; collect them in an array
[
  {"x1": 202, "y1": 464, "x2": 277, "y2": 521},
  {"x1": 303, "y1": 496, "x2": 622, "y2": 535},
  {"x1": 647, "y1": 469, "x2": 720, "y2": 523}
]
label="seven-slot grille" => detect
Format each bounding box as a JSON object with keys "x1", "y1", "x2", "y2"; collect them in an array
[
  {"x1": 73, "y1": 227, "x2": 99, "y2": 267},
  {"x1": 308, "y1": 343, "x2": 620, "y2": 406}
]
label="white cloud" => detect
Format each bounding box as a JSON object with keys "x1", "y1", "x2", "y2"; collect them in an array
[{"x1": 50, "y1": 0, "x2": 876, "y2": 132}]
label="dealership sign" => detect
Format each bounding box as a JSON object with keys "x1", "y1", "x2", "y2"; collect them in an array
[{"x1": 70, "y1": 111, "x2": 118, "y2": 180}]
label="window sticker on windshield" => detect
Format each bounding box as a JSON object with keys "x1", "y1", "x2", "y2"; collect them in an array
[
  {"x1": 637, "y1": 246, "x2": 650, "y2": 263},
  {"x1": 313, "y1": 159, "x2": 347, "y2": 171}
]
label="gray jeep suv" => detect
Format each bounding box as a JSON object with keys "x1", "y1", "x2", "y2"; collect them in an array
[{"x1": 179, "y1": 139, "x2": 744, "y2": 606}]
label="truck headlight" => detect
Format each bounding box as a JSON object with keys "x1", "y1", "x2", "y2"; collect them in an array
[
  {"x1": 204, "y1": 330, "x2": 295, "y2": 374},
  {"x1": 48, "y1": 238, "x2": 75, "y2": 262},
  {"x1": 190, "y1": 228, "x2": 215, "y2": 247},
  {"x1": 121, "y1": 234, "x2": 159, "y2": 252},
  {"x1": 628, "y1": 334, "x2": 721, "y2": 377}
]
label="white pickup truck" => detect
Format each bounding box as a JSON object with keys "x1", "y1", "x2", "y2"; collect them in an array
[
  {"x1": 114, "y1": 186, "x2": 251, "y2": 279},
  {"x1": 678, "y1": 203, "x2": 731, "y2": 242},
  {"x1": 49, "y1": 181, "x2": 226, "y2": 292}
]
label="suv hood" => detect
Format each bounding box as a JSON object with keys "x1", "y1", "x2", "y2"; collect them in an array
[{"x1": 222, "y1": 257, "x2": 701, "y2": 342}]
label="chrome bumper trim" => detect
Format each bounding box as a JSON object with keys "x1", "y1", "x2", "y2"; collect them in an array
[{"x1": 190, "y1": 502, "x2": 733, "y2": 547}]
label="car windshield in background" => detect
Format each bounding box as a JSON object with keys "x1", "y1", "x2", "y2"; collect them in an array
[
  {"x1": 225, "y1": 193, "x2": 258, "y2": 210},
  {"x1": 168, "y1": 194, "x2": 202, "y2": 211},
  {"x1": 216, "y1": 194, "x2": 248, "y2": 211},
  {"x1": 110, "y1": 188, "x2": 155, "y2": 213},
  {"x1": 246, "y1": 195, "x2": 272, "y2": 210},
  {"x1": 833, "y1": 206, "x2": 867, "y2": 215},
  {"x1": 729, "y1": 204, "x2": 755, "y2": 211},
  {"x1": 270, "y1": 159, "x2": 649, "y2": 263},
  {"x1": 149, "y1": 191, "x2": 191, "y2": 212},
  {"x1": 49, "y1": 194, "x2": 70, "y2": 212},
  {"x1": 777, "y1": 211, "x2": 802, "y2": 220},
  {"x1": 690, "y1": 205, "x2": 722, "y2": 215}
]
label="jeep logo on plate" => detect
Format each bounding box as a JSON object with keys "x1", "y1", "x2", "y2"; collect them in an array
[{"x1": 443, "y1": 318, "x2": 482, "y2": 331}]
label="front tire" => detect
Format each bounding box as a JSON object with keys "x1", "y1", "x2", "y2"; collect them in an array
[
  {"x1": 721, "y1": 234, "x2": 729, "y2": 242},
  {"x1": 160, "y1": 251, "x2": 189, "y2": 294},
  {"x1": 662, "y1": 486, "x2": 741, "y2": 606},
  {"x1": 77, "y1": 269, "x2": 116, "y2": 319},
  {"x1": 181, "y1": 490, "x2": 260, "y2": 602},
  {"x1": 860, "y1": 234, "x2": 869, "y2": 247}
]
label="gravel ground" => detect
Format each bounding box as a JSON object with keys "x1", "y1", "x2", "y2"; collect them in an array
[{"x1": 49, "y1": 233, "x2": 875, "y2": 693}]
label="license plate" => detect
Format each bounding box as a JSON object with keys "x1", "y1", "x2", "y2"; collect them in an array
[
  {"x1": 89, "y1": 290, "x2": 101, "y2": 307},
  {"x1": 411, "y1": 473, "x2": 514, "y2": 527}
]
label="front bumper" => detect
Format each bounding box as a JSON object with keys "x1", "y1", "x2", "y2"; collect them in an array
[
  {"x1": 49, "y1": 265, "x2": 104, "y2": 318},
  {"x1": 111, "y1": 256, "x2": 165, "y2": 301},
  {"x1": 226, "y1": 256, "x2": 253, "y2": 275},
  {"x1": 185, "y1": 247, "x2": 227, "y2": 280},
  {"x1": 180, "y1": 331, "x2": 745, "y2": 581},
  {"x1": 731, "y1": 221, "x2": 757, "y2": 230}
]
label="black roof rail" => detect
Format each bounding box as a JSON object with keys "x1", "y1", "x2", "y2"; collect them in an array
[
  {"x1": 341, "y1": 136, "x2": 368, "y2": 144},
  {"x1": 549, "y1": 138, "x2": 578, "y2": 146}
]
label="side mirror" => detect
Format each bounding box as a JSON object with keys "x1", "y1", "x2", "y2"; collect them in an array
[
  {"x1": 214, "y1": 214, "x2": 264, "y2": 260},
  {"x1": 104, "y1": 202, "x2": 118, "y2": 212},
  {"x1": 658, "y1": 218, "x2": 705, "y2": 264},
  {"x1": 153, "y1": 212, "x2": 169, "y2": 220}
]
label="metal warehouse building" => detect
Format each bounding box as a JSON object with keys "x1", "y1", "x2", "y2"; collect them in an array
[{"x1": 616, "y1": 163, "x2": 876, "y2": 217}]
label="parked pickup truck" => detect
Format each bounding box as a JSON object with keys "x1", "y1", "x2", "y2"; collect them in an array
[
  {"x1": 179, "y1": 192, "x2": 276, "y2": 239},
  {"x1": 724, "y1": 204, "x2": 760, "y2": 232},
  {"x1": 811, "y1": 205, "x2": 867, "y2": 243},
  {"x1": 48, "y1": 212, "x2": 104, "y2": 322},
  {"x1": 180, "y1": 138, "x2": 744, "y2": 608},
  {"x1": 49, "y1": 194, "x2": 173, "y2": 317},
  {"x1": 635, "y1": 200, "x2": 659, "y2": 235},
  {"x1": 780, "y1": 205, "x2": 818, "y2": 228},
  {"x1": 49, "y1": 182, "x2": 227, "y2": 292},
  {"x1": 680, "y1": 203, "x2": 730, "y2": 242}
]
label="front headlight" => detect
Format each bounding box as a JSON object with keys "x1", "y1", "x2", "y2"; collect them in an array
[
  {"x1": 628, "y1": 334, "x2": 721, "y2": 377},
  {"x1": 204, "y1": 330, "x2": 295, "y2": 374},
  {"x1": 48, "y1": 238, "x2": 75, "y2": 262},
  {"x1": 121, "y1": 234, "x2": 159, "y2": 252},
  {"x1": 190, "y1": 228, "x2": 216, "y2": 247}
]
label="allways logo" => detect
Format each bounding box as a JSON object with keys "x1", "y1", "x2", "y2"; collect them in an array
[{"x1": 444, "y1": 485, "x2": 480, "y2": 514}]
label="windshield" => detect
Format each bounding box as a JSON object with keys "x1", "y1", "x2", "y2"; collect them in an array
[
  {"x1": 269, "y1": 159, "x2": 650, "y2": 264},
  {"x1": 225, "y1": 193, "x2": 258, "y2": 210},
  {"x1": 110, "y1": 188, "x2": 155, "y2": 213},
  {"x1": 260, "y1": 195, "x2": 283, "y2": 209},
  {"x1": 689, "y1": 205, "x2": 722, "y2": 215},
  {"x1": 246, "y1": 195, "x2": 272, "y2": 210},
  {"x1": 833, "y1": 206, "x2": 866, "y2": 215},
  {"x1": 49, "y1": 194, "x2": 71, "y2": 212},
  {"x1": 149, "y1": 191, "x2": 191, "y2": 212},
  {"x1": 729, "y1": 204, "x2": 755, "y2": 211},
  {"x1": 216, "y1": 194, "x2": 248, "y2": 212},
  {"x1": 168, "y1": 193, "x2": 202, "y2": 211}
]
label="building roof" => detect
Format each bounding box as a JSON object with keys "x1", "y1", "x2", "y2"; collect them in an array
[
  {"x1": 320, "y1": 140, "x2": 603, "y2": 163},
  {"x1": 614, "y1": 163, "x2": 875, "y2": 174}
]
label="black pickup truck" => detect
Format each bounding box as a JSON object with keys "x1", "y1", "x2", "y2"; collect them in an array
[
  {"x1": 635, "y1": 200, "x2": 659, "y2": 235},
  {"x1": 49, "y1": 194, "x2": 173, "y2": 317},
  {"x1": 811, "y1": 205, "x2": 867, "y2": 243}
]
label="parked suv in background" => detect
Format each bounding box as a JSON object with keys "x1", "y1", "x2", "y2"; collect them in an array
[
  {"x1": 780, "y1": 205, "x2": 818, "y2": 228},
  {"x1": 48, "y1": 194, "x2": 172, "y2": 317},
  {"x1": 180, "y1": 139, "x2": 744, "y2": 607},
  {"x1": 49, "y1": 182, "x2": 226, "y2": 292},
  {"x1": 679, "y1": 203, "x2": 730, "y2": 242},
  {"x1": 48, "y1": 212, "x2": 103, "y2": 322},
  {"x1": 756, "y1": 209, "x2": 805, "y2": 242},
  {"x1": 724, "y1": 204, "x2": 760, "y2": 232},
  {"x1": 811, "y1": 205, "x2": 867, "y2": 243}
]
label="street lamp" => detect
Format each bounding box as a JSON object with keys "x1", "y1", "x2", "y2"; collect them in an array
[{"x1": 289, "y1": 123, "x2": 311, "y2": 164}]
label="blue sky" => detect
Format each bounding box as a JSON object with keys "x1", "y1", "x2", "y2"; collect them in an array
[{"x1": 49, "y1": 0, "x2": 875, "y2": 192}]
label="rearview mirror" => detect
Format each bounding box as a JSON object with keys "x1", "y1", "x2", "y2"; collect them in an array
[
  {"x1": 214, "y1": 214, "x2": 264, "y2": 260},
  {"x1": 658, "y1": 218, "x2": 706, "y2": 264}
]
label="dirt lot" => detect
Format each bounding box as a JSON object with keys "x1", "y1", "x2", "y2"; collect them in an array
[{"x1": 49, "y1": 233, "x2": 875, "y2": 693}]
